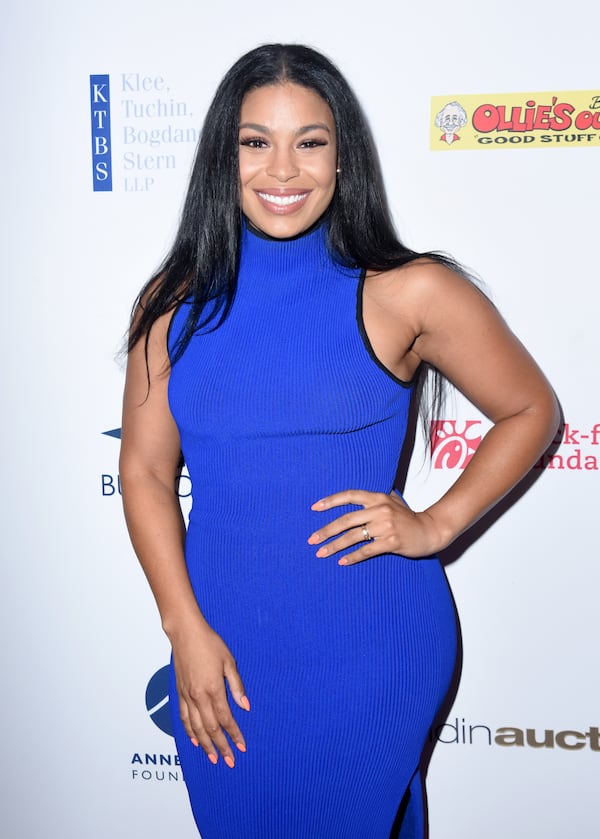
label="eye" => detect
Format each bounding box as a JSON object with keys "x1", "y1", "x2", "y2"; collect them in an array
[
  {"x1": 298, "y1": 139, "x2": 328, "y2": 149},
  {"x1": 239, "y1": 137, "x2": 269, "y2": 149}
]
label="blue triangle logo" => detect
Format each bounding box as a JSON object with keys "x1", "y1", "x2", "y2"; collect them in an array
[{"x1": 102, "y1": 428, "x2": 122, "y2": 439}]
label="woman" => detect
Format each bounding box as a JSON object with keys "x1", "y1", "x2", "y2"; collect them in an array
[{"x1": 120, "y1": 44, "x2": 559, "y2": 838}]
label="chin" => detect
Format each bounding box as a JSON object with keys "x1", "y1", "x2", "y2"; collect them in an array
[{"x1": 248, "y1": 213, "x2": 316, "y2": 240}]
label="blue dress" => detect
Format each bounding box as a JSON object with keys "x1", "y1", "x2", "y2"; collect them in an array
[{"x1": 167, "y1": 222, "x2": 457, "y2": 838}]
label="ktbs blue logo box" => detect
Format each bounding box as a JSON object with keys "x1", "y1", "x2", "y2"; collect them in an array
[{"x1": 90, "y1": 74, "x2": 113, "y2": 191}]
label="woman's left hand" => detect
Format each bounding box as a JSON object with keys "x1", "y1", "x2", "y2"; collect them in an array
[{"x1": 308, "y1": 490, "x2": 442, "y2": 565}]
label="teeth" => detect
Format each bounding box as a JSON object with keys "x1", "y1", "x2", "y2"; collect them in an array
[{"x1": 258, "y1": 192, "x2": 307, "y2": 206}]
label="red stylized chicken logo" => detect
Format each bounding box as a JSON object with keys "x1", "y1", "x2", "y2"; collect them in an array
[{"x1": 430, "y1": 420, "x2": 483, "y2": 468}]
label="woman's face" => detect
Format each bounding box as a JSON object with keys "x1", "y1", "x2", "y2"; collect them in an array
[{"x1": 238, "y1": 83, "x2": 337, "y2": 238}]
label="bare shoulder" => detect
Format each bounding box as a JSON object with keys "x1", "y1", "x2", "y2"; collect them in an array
[
  {"x1": 361, "y1": 259, "x2": 474, "y2": 383},
  {"x1": 363, "y1": 256, "x2": 528, "y2": 398},
  {"x1": 365, "y1": 258, "x2": 488, "y2": 326},
  {"x1": 121, "y1": 300, "x2": 181, "y2": 469},
  {"x1": 123, "y1": 284, "x2": 181, "y2": 424}
]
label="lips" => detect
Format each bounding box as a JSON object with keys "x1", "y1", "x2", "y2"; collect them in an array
[{"x1": 254, "y1": 189, "x2": 311, "y2": 214}]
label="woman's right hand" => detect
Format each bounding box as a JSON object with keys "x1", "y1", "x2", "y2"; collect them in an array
[{"x1": 171, "y1": 622, "x2": 250, "y2": 768}]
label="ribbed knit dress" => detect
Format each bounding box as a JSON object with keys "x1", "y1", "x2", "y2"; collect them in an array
[{"x1": 167, "y1": 221, "x2": 457, "y2": 838}]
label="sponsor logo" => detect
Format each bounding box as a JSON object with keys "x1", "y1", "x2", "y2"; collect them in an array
[
  {"x1": 131, "y1": 751, "x2": 181, "y2": 782},
  {"x1": 430, "y1": 420, "x2": 483, "y2": 469},
  {"x1": 102, "y1": 427, "x2": 121, "y2": 439},
  {"x1": 535, "y1": 422, "x2": 600, "y2": 471},
  {"x1": 89, "y1": 73, "x2": 199, "y2": 192},
  {"x1": 90, "y1": 75, "x2": 113, "y2": 190},
  {"x1": 430, "y1": 716, "x2": 600, "y2": 752},
  {"x1": 431, "y1": 90, "x2": 600, "y2": 150},
  {"x1": 146, "y1": 665, "x2": 173, "y2": 736},
  {"x1": 430, "y1": 420, "x2": 599, "y2": 471},
  {"x1": 130, "y1": 666, "x2": 181, "y2": 782}
]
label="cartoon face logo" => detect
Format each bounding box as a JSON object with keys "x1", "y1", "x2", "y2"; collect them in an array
[{"x1": 435, "y1": 101, "x2": 468, "y2": 145}]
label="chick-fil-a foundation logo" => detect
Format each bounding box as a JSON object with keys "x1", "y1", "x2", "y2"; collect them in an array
[
  {"x1": 430, "y1": 420, "x2": 483, "y2": 469},
  {"x1": 430, "y1": 90, "x2": 600, "y2": 150},
  {"x1": 430, "y1": 419, "x2": 600, "y2": 471}
]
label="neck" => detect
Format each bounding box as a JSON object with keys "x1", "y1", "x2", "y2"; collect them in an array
[{"x1": 243, "y1": 214, "x2": 328, "y2": 243}]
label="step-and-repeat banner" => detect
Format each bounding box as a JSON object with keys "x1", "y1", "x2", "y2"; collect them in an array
[{"x1": 3, "y1": 2, "x2": 596, "y2": 837}]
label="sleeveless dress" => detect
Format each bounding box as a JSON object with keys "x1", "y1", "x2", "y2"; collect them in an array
[{"x1": 167, "y1": 222, "x2": 457, "y2": 838}]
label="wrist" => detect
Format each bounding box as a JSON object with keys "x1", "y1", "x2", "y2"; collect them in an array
[
  {"x1": 417, "y1": 508, "x2": 457, "y2": 553},
  {"x1": 161, "y1": 606, "x2": 210, "y2": 643}
]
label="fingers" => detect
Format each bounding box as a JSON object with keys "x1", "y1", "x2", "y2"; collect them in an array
[
  {"x1": 336, "y1": 539, "x2": 382, "y2": 566},
  {"x1": 308, "y1": 490, "x2": 389, "y2": 545},
  {"x1": 225, "y1": 659, "x2": 251, "y2": 713},
  {"x1": 309, "y1": 489, "x2": 417, "y2": 565},
  {"x1": 308, "y1": 509, "x2": 372, "y2": 546},
  {"x1": 180, "y1": 679, "x2": 247, "y2": 768},
  {"x1": 308, "y1": 490, "x2": 389, "y2": 552},
  {"x1": 310, "y1": 522, "x2": 373, "y2": 558},
  {"x1": 176, "y1": 653, "x2": 250, "y2": 769},
  {"x1": 311, "y1": 489, "x2": 385, "y2": 511}
]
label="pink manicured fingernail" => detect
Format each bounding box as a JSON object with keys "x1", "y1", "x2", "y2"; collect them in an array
[
  {"x1": 208, "y1": 753, "x2": 218, "y2": 765},
  {"x1": 224, "y1": 755, "x2": 235, "y2": 768},
  {"x1": 308, "y1": 533, "x2": 320, "y2": 544},
  {"x1": 241, "y1": 695, "x2": 251, "y2": 712},
  {"x1": 236, "y1": 742, "x2": 246, "y2": 753},
  {"x1": 191, "y1": 737, "x2": 199, "y2": 748},
  {"x1": 338, "y1": 557, "x2": 348, "y2": 566},
  {"x1": 316, "y1": 547, "x2": 328, "y2": 557}
]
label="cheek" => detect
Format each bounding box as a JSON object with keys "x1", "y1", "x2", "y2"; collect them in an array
[
  {"x1": 238, "y1": 156, "x2": 257, "y2": 186},
  {"x1": 314, "y1": 158, "x2": 337, "y2": 191}
]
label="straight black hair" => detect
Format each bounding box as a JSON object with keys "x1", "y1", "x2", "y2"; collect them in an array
[{"x1": 128, "y1": 43, "x2": 465, "y2": 429}]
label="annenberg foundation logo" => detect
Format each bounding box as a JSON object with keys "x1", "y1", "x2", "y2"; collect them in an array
[
  {"x1": 146, "y1": 665, "x2": 173, "y2": 736},
  {"x1": 130, "y1": 666, "x2": 181, "y2": 783},
  {"x1": 430, "y1": 90, "x2": 600, "y2": 150},
  {"x1": 430, "y1": 420, "x2": 599, "y2": 471}
]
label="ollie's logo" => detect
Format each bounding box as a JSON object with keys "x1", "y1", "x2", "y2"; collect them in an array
[
  {"x1": 472, "y1": 95, "x2": 600, "y2": 134},
  {"x1": 431, "y1": 90, "x2": 600, "y2": 150},
  {"x1": 430, "y1": 420, "x2": 483, "y2": 469}
]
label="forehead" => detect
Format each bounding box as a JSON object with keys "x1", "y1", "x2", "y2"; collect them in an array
[{"x1": 239, "y1": 83, "x2": 335, "y2": 130}]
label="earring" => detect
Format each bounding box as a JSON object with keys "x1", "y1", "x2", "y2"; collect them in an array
[{"x1": 336, "y1": 167, "x2": 341, "y2": 174}]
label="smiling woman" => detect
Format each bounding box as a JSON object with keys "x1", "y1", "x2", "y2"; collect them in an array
[
  {"x1": 120, "y1": 43, "x2": 559, "y2": 839},
  {"x1": 238, "y1": 84, "x2": 337, "y2": 238}
]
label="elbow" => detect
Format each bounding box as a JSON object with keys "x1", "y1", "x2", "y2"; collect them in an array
[
  {"x1": 531, "y1": 384, "x2": 562, "y2": 453},
  {"x1": 118, "y1": 447, "x2": 181, "y2": 503}
]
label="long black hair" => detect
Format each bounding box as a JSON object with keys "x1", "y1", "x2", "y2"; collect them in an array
[{"x1": 129, "y1": 43, "x2": 464, "y2": 427}]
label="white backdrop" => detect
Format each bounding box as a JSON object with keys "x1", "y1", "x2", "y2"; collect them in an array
[{"x1": 2, "y1": 1, "x2": 597, "y2": 836}]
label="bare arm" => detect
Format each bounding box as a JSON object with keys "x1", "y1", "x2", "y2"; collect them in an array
[
  {"x1": 120, "y1": 309, "x2": 249, "y2": 764},
  {"x1": 410, "y1": 263, "x2": 560, "y2": 548},
  {"x1": 308, "y1": 262, "x2": 560, "y2": 562}
]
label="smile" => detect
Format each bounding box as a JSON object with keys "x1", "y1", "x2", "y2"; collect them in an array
[{"x1": 257, "y1": 192, "x2": 310, "y2": 206}]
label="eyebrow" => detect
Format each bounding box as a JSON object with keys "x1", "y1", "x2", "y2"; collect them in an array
[{"x1": 239, "y1": 122, "x2": 332, "y2": 135}]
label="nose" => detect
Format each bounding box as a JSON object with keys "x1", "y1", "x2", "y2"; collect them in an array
[{"x1": 266, "y1": 146, "x2": 299, "y2": 181}]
